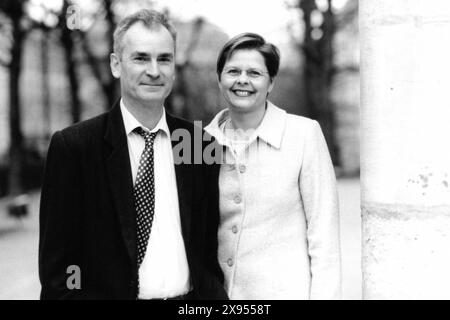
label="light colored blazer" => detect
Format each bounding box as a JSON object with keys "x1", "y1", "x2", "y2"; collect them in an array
[{"x1": 205, "y1": 102, "x2": 342, "y2": 300}]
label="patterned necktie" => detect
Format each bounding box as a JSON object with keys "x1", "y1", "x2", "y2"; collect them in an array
[{"x1": 133, "y1": 127, "x2": 158, "y2": 267}]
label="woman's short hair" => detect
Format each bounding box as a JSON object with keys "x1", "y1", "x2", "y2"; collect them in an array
[
  {"x1": 216, "y1": 32, "x2": 280, "y2": 80},
  {"x1": 113, "y1": 9, "x2": 177, "y2": 57}
]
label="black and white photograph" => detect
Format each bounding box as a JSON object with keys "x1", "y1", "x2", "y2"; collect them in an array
[{"x1": 1, "y1": 0, "x2": 444, "y2": 305}]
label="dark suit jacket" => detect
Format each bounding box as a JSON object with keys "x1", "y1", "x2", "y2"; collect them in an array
[{"x1": 39, "y1": 103, "x2": 227, "y2": 300}]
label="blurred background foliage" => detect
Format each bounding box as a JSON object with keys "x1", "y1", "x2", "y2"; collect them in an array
[{"x1": 0, "y1": 0, "x2": 359, "y2": 198}]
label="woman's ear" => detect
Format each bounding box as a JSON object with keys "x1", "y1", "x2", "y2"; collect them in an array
[
  {"x1": 217, "y1": 75, "x2": 222, "y2": 90},
  {"x1": 268, "y1": 78, "x2": 275, "y2": 93}
]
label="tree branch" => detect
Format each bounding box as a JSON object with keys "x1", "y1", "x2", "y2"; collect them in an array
[
  {"x1": 331, "y1": 64, "x2": 359, "y2": 76},
  {"x1": 77, "y1": 30, "x2": 109, "y2": 92},
  {"x1": 179, "y1": 17, "x2": 204, "y2": 68},
  {"x1": 335, "y1": 0, "x2": 358, "y2": 29},
  {"x1": 0, "y1": 57, "x2": 8, "y2": 67}
]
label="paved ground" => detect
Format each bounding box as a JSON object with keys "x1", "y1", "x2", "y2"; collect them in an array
[
  {"x1": 0, "y1": 178, "x2": 361, "y2": 300},
  {"x1": 338, "y1": 178, "x2": 362, "y2": 300},
  {"x1": 0, "y1": 192, "x2": 40, "y2": 300}
]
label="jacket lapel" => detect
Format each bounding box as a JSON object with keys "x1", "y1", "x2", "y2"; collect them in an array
[
  {"x1": 104, "y1": 103, "x2": 136, "y2": 270},
  {"x1": 166, "y1": 113, "x2": 193, "y2": 242}
]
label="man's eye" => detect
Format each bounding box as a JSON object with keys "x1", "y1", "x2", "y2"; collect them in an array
[
  {"x1": 134, "y1": 57, "x2": 148, "y2": 62},
  {"x1": 158, "y1": 57, "x2": 173, "y2": 63}
]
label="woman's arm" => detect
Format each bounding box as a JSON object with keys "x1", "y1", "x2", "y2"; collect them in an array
[{"x1": 299, "y1": 120, "x2": 342, "y2": 300}]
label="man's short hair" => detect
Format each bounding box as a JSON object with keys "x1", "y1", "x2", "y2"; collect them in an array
[
  {"x1": 113, "y1": 9, "x2": 177, "y2": 57},
  {"x1": 216, "y1": 32, "x2": 280, "y2": 81}
]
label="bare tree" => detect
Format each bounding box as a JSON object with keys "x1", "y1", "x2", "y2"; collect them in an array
[
  {"x1": 39, "y1": 28, "x2": 51, "y2": 140},
  {"x1": 166, "y1": 17, "x2": 205, "y2": 118},
  {"x1": 103, "y1": 0, "x2": 119, "y2": 108},
  {"x1": 77, "y1": 0, "x2": 119, "y2": 110},
  {"x1": 0, "y1": 0, "x2": 28, "y2": 196},
  {"x1": 287, "y1": 0, "x2": 358, "y2": 166},
  {"x1": 299, "y1": 0, "x2": 338, "y2": 164},
  {"x1": 58, "y1": 0, "x2": 82, "y2": 123}
]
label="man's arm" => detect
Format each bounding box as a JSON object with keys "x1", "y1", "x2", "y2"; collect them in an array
[{"x1": 39, "y1": 131, "x2": 84, "y2": 300}]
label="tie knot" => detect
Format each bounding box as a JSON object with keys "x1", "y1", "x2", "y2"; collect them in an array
[{"x1": 134, "y1": 127, "x2": 157, "y2": 146}]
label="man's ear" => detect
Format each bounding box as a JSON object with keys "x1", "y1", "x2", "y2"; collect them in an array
[{"x1": 110, "y1": 53, "x2": 121, "y2": 79}]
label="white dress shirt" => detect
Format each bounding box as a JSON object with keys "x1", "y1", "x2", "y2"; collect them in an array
[{"x1": 120, "y1": 101, "x2": 191, "y2": 299}]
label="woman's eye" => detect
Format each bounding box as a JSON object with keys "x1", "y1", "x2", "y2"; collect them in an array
[
  {"x1": 227, "y1": 69, "x2": 240, "y2": 76},
  {"x1": 248, "y1": 70, "x2": 262, "y2": 77}
]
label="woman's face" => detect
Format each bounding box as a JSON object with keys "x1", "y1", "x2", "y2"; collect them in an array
[{"x1": 219, "y1": 49, "x2": 274, "y2": 114}]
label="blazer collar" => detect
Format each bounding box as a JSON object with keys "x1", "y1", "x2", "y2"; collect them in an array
[
  {"x1": 256, "y1": 101, "x2": 287, "y2": 149},
  {"x1": 120, "y1": 99, "x2": 171, "y2": 137},
  {"x1": 205, "y1": 101, "x2": 287, "y2": 149},
  {"x1": 165, "y1": 112, "x2": 193, "y2": 241},
  {"x1": 104, "y1": 102, "x2": 137, "y2": 272}
]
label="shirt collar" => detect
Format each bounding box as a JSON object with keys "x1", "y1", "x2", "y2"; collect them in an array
[
  {"x1": 204, "y1": 108, "x2": 231, "y2": 147},
  {"x1": 205, "y1": 101, "x2": 287, "y2": 149},
  {"x1": 120, "y1": 99, "x2": 170, "y2": 137},
  {"x1": 256, "y1": 101, "x2": 287, "y2": 149}
]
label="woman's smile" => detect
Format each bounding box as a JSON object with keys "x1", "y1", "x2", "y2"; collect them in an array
[{"x1": 231, "y1": 89, "x2": 255, "y2": 97}]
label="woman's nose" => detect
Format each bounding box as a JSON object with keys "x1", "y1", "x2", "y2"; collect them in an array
[{"x1": 236, "y1": 71, "x2": 249, "y2": 84}]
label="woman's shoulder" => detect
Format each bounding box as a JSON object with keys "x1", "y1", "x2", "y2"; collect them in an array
[
  {"x1": 268, "y1": 102, "x2": 317, "y2": 128},
  {"x1": 286, "y1": 113, "x2": 317, "y2": 126},
  {"x1": 283, "y1": 111, "x2": 320, "y2": 137},
  {"x1": 265, "y1": 103, "x2": 319, "y2": 141}
]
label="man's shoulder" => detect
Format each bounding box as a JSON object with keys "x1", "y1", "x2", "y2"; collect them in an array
[
  {"x1": 166, "y1": 112, "x2": 196, "y2": 131},
  {"x1": 60, "y1": 112, "x2": 109, "y2": 138},
  {"x1": 51, "y1": 111, "x2": 111, "y2": 150},
  {"x1": 167, "y1": 113, "x2": 217, "y2": 143}
]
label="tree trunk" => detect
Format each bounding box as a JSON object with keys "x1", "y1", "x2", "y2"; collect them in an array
[
  {"x1": 65, "y1": 45, "x2": 81, "y2": 123},
  {"x1": 104, "y1": 0, "x2": 119, "y2": 109},
  {"x1": 8, "y1": 4, "x2": 25, "y2": 196},
  {"x1": 167, "y1": 18, "x2": 204, "y2": 119},
  {"x1": 76, "y1": 0, "x2": 118, "y2": 110},
  {"x1": 300, "y1": 0, "x2": 339, "y2": 166},
  {"x1": 61, "y1": 1, "x2": 81, "y2": 123},
  {"x1": 41, "y1": 29, "x2": 51, "y2": 140}
]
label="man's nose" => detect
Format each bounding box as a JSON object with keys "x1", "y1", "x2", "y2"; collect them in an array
[{"x1": 145, "y1": 60, "x2": 160, "y2": 78}]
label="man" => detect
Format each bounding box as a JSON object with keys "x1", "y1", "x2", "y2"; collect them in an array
[{"x1": 39, "y1": 9, "x2": 226, "y2": 300}]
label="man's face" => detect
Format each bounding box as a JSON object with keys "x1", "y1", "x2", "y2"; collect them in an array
[{"x1": 110, "y1": 22, "x2": 175, "y2": 109}]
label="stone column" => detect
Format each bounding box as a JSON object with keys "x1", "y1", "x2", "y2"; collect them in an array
[{"x1": 361, "y1": 0, "x2": 450, "y2": 299}]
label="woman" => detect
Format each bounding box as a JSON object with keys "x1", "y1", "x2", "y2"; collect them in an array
[{"x1": 205, "y1": 33, "x2": 342, "y2": 300}]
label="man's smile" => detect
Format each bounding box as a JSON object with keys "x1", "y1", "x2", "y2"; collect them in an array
[{"x1": 140, "y1": 83, "x2": 164, "y2": 86}]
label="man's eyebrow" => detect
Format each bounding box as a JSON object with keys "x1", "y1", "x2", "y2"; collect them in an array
[
  {"x1": 129, "y1": 52, "x2": 174, "y2": 59},
  {"x1": 131, "y1": 52, "x2": 150, "y2": 57},
  {"x1": 159, "y1": 53, "x2": 174, "y2": 58}
]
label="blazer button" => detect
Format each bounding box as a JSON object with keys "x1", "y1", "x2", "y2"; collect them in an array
[
  {"x1": 227, "y1": 258, "x2": 234, "y2": 267},
  {"x1": 239, "y1": 164, "x2": 246, "y2": 173},
  {"x1": 234, "y1": 195, "x2": 242, "y2": 204},
  {"x1": 232, "y1": 225, "x2": 238, "y2": 234}
]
